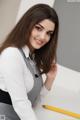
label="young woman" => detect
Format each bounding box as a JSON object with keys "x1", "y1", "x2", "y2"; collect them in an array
[{"x1": 0, "y1": 3, "x2": 59, "y2": 120}]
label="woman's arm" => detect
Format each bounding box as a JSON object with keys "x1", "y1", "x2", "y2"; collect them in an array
[
  {"x1": 44, "y1": 64, "x2": 57, "y2": 90},
  {"x1": 1, "y1": 47, "x2": 37, "y2": 120},
  {"x1": 39, "y1": 64, "x2": 57, "y2": 99}
]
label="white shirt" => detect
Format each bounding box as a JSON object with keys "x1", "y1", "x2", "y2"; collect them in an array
[{"x1": 0, "y1": 46, "x2": 49, "y2": 120}]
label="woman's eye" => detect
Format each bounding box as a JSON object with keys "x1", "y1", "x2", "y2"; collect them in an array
[
  {"x1": 47, "y1": 32, "x2": 53, "y2": 36},
  {"x1": 35, "y1": 26, "x2": 42, "y2": 31}
]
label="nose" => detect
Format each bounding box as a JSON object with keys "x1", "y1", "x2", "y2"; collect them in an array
[{"x1": 40, "y1": 32, "x2": 46, "y2": 40}]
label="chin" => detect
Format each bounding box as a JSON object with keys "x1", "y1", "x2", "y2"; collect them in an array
[
  {"x1": 32, "y1": 45, "x2": 42, "y2": 49},
  {"x1": 34, "y1": 46, "x2": 41, "y2": 50}
]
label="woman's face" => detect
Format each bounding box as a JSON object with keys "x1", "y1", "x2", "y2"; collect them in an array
[{"x1": 29, "y1": 19, "x2": 55, "y2": 51}]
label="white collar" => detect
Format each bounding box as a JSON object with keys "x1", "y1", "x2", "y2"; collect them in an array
[{"x1": 22, "y1": 45, "x2": 30, "y2": 58}]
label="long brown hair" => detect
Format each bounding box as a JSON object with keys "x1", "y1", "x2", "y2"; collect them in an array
[{"x1": 0, "y1": 3, "x2": 59, "y2": 74}]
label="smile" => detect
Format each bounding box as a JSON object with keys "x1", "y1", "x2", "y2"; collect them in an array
[{"x1": 35, "y1": 39, "x2": 44, "y2": 45}]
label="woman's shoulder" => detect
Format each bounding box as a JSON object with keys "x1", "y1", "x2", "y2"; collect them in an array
[
  {"x1": 0, "y1": 47, "x2": 23, "y2": 63},
  {"x1": 0, "y1": 46, "x2": 29, "y2": 66},
  {"x1": 1, "y1": 47, "x2": 19, "y2": 54},
  {"x1": 0, "y1": 47, "x2": 21, "y2": 57},
  {"x1": 0, "y1": 47, "x2": 25, "y2": 67}
]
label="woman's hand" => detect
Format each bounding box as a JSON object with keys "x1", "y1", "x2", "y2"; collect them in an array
[
  {"x1": 44, "y1": 64, "x2": 58, "y2": 90},
  {"x1": 46, "y1": 64, "x2": 57, "y2": 81}
]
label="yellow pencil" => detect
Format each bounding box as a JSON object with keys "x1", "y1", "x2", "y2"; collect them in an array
[{"x1": 42, "y1": 105, "x2": 80, "y2": 119}]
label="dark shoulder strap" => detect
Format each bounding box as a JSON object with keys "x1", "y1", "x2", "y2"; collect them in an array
[
  {"x1": 18, "y1": 48, "x2": 39, "y2": 78},
  {"x1": 18, "y1": 48, "x2": 28, "y2": 61}
]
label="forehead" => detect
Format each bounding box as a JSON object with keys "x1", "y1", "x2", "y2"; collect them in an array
[{"x1": 37, "y1": 19, "x2": 55, "y2": 31}]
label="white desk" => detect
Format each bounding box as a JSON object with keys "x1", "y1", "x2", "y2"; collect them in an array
[{"x1": 34, "y1": 64, "x2": 80, "y2": 120}]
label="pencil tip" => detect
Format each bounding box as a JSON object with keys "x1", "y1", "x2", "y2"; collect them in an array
[{"x1": 42, "y1": 105, "x2": 45, "y2": 108}]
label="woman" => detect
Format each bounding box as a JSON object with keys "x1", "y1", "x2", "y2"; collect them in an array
[{"x1": 0, "y1": 3, "x2": 59, "y2": 120}]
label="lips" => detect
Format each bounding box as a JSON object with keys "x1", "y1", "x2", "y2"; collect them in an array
[{"x1": 36, "y1": 39, "x2": 44, "y2": 45}]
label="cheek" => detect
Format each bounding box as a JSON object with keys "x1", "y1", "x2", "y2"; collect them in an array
[
  {"x1": 31, "y1": 29, "x2": 38, "y2": 37},
  {"x1": 30, "y1": 31, "x2": 37, "y2": 43},
  {"x1": 46, "y1": 36, "x2": 50, "y2": 43}
]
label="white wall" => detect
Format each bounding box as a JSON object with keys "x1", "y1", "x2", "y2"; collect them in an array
[{"x1": 0, "y1": 0, "x2": 20, "y2": 45}]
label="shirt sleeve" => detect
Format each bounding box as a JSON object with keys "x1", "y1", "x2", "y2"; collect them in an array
[{"x1": 1, "y1": 47, "x2": 37, "y2": 120}]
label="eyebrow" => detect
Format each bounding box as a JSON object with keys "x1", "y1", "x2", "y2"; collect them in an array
[{"x1": 37, "y1": 23, "x2": 54, "y2": 33}]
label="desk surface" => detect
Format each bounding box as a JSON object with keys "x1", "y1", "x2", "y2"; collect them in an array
[{"x1": 34, "y1": 65, "x2": 80, "y2": 120}]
